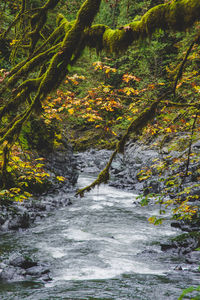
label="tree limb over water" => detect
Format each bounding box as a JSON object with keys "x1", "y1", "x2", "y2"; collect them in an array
[{"x1": 1, "y1": 0, "x2": 200, "y2": 187}]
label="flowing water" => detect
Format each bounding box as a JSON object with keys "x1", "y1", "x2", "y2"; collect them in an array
[{"x1": 0, "y1": 174, "x2": 199, "y2": 300}]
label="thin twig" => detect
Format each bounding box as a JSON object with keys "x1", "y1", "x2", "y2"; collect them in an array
[
  {"x1": 181, "y1": 113, "x2": 198, "y2": 185},
  {"x1": 173, "y1": 34, "x2": 200, "y2": 97}
]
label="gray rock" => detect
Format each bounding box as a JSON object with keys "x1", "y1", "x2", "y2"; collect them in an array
[
  {"x1": 161, "y1": 233, "x2": 200, "y2": 255},
  {"x1": 0, "y1": 216, "x2": 5, "y2": 225},
  {"x1": 192, "y1": 141, "x2": 200, "y2": 153},
  {"x1": 26, "y1": 266, "x2": 50, "y2": 276},
  {"x1": 0, "y1": 266, "x2": 16, "y2": 281},
  {"x1": 41, "y1": 273, "x2": 52, "y2": 281},
  {"x1": 185, "y1": 251, "x2": 200, "y2": 264},
  {"x1": 9, "y1": 253, "x2": 37, "y2": 269},
  {"x1": 8, "y1": 213, "x2": 30, "y2": 230}
]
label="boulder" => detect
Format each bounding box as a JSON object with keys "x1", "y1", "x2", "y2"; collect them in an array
[{"x1": 9, "y1": 253, "x2": 37, "y2": 269}]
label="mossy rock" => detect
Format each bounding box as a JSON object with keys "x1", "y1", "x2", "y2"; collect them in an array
[
  {"x1": 161, "y1": 231, "x2": 200, "y2": 253},
  {"x1": 171, "y1": 231, "x2": 200, "y2": 243}
]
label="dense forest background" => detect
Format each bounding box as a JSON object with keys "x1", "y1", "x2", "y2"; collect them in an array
[{"x1": 0, "y1": 0, "x2": 200, "y2": 223}]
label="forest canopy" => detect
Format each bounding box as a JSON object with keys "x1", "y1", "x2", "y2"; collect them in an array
[{"x1": 0, "y1": 0, "x2": 200, "y2": 221}]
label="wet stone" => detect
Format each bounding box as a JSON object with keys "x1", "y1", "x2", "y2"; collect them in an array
[
  {"x1": 174, "y1": 265, "x2": 183, "y2": 271},
  {"x1": 41, "y1": 273, "x2": 52, "y2": 282},
  {"x1": 8, "y1": 213, "x2": 31, "y2": 230},
  {"x1": 26, "y1": 266, "x2": 50, "y2": 276},
  {"x1": 9, "y1": 253, "x2": 37, "y2": 269},
  {"x1": 0, "y1": 266, "x2": 16, "y2": 281},
  {"x1": 0, "y1": 216, "x2": 5, "y2": 225},
  {"x1": 185, "y1": 251, "x2": 200, "y2": 264}
]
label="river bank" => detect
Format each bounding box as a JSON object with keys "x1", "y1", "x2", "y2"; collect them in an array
[
  {"x1": 0, "y1": 139, "x2": 199, "y2": 287},
  {"x1": 0, "y1": 173, "x2": 199, "y2": 299},
  {"x1": 76, "y1": 142, "x2": 200, "y2": 271}
]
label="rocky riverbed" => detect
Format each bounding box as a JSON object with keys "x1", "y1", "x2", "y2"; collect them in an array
[
  {"x1": 76, "y1": 140, "x2": 200, "y2": 198},
  {"x1": 76, "y1": 140, "x2": 200, "y2": 271},
  {"x1": 0, "y1": 137, "x2": 78, "y2": 283},
  {"x1": 0, "y1": 137, "x2": 78, "y2": 232},
  {"x1": 0, "y1": 139, "x2": 199, "y2": 284}
]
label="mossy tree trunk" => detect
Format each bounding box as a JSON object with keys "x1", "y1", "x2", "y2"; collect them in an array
[{"x1": 0, "y1": 0, "x2": 200, "y2": 187}]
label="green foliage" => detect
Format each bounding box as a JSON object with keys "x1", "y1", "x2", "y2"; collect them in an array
[
  {"x1": 0, "y1": 0, "x2": 200, "y2": 213},
  {"x1": 178, "y1": 286, "x2": 200, "y2": 300},
  {"x1": 0, "y1": 143, "x2": 51, "y2": 202},
  {"x1": 0, "y1": 3, "x2": 199, "y2": 299}
]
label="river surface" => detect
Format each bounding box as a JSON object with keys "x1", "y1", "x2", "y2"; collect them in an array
[{"x1": 0, "y1": 174, "x2": 199, "y2": 299}]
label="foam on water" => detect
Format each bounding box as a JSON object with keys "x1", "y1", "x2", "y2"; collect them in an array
[
  {"x1": 48, "y1": 256, "x2": 166, "y2": 284},
  {"x1": 38, "y1": 175, "x2": 179, "y2": 286},
  {"x1": 0, "y1": 174, "x2": 198, "y2": 300}
]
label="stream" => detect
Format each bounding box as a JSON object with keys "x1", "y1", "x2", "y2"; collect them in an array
[{"x1": 0, "y1": 174, "x2": 200, "y2": 299}]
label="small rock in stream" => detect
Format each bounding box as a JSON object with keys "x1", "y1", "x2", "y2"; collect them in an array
[
  {"x1": 0, "y1": 253, "x2": 51, "y2": 282},
  {"x1": 26, "y1": 265, "x2": 50, "y2": 276},
  {"x1": 174, "y1": 265, "x2": 183, "y2": 271},
  {"x1": 9, "y1": 253, "x2": 37, "y2": 269},
  {"x1": 8, "y1": 212, "x2": 31, "y2": 230}
]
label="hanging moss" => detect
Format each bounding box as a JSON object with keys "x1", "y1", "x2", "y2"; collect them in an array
[
  {"x1": 84, "y1": 24, "x2": 108, "y2": 50},
  {"x1": 7, "y1": 44, "x2": 60, "y2": 88},
  {"x1": 76, "y1": 99, "x2": 161, "y2": 197},
  {"x1": 83, "y1": 0, "x2": 200, "y2": 54},
  {"x1": 1, "y1": 0, "x2": 200, "y2": 190},
  {"x1": 103, "y1": 28, "x2": 134, "y2": 53},
  {"x1": 76, "y1": 150, "x2": 117, "y2": 197}
]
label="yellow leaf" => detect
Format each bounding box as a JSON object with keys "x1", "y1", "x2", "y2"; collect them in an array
[
  {"x1": 68, "y1": 108, "x2": 74, "y2": 115},
  {"x1": 3, "y1": 140, "x2": 8, "y2": 147},
  {"x1": 24, "y1": 191, "x2": 32, "y2": 197},
  {"x1": 148, "y1": 216, "x2": 156, "y2": 224},
  {"x1": 166, "y1": 127, "x2": 172, "y2": 133},
  {"x1": 111, "y1": 131, "x2": 117, "y2": 136},
  {"x1": 56, "y1": 176, "x2": 66, "y2": 182},
  {"x1": 103, "y1": 87, "x2": 110, "y2": 93},
  {"x1": 10, "y1": 187, "x2": 21, "y2": 193}
]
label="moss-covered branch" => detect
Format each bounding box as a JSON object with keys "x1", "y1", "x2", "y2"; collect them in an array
[
  {"x1": 30, "y1": 0, "x2": 101, "y2": 105},
  {"x1": 83, "y1": 0, "x2": 200, "y2": 53},
  {"x1": 1, "y1": 0, "x2": 200, "y2": 189},
  {"x1": 6, "y1": 17, "x2": 72, "y2": 82},
  {"x1": 76, "y1": 150, "x2": 117, "y2": 197},
  {"x1": 0, "y1": 101, "x2": 35, "y2": 145},
  {"x1": 28, "y1": 0, "x2": 60, "y2": 52},
  {"x1": 76, "y1": 99, "x2": 161, "y2": 197},
  {"x1": 173, "y1": 33, "x2": 200, "y2": 96},
  {"x1": 6, "y1": 43, "x2": 61, "y2": 89},
  {"x1": 0, "y1": 0, "x2": 102, "y2": 160}
]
